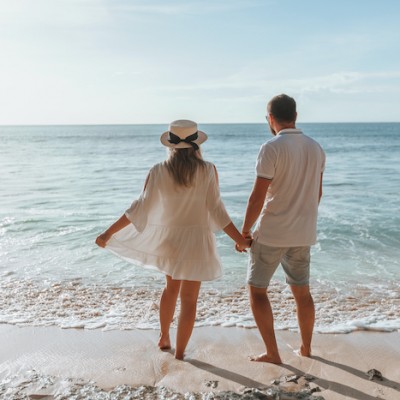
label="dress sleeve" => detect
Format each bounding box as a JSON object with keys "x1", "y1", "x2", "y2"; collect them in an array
[
  {"x1": 206, "y1": 164, "x2": 232, "y2": 232},
  {"x1": 124, "y1": 168, "x2": 153, "y2": 232}
]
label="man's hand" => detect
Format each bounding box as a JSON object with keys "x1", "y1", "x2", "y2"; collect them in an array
[{"x1": 241, "y1": 230, "x2": 253, "y2": 240}]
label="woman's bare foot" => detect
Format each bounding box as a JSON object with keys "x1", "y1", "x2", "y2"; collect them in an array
[
  {"x1": 174, "y1": 351, "x2": 184, "y2": 360},
  {"x1": 298, "y1": 344, "x2": 311, "y2": 357},
  {"x1": 249, "y1": 352, "x2": 282, "y2": 364},
  {"x1": 158, "y1": 333, "x2": 171, "y2": 350}
]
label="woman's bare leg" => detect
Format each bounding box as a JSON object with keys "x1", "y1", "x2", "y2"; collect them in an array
[
  {"x1": 175, "y1": 280, "x2": 201, "y2": 360},
  {"x1": 158, "y1": 275, "x2": 180, "y2": 350}
]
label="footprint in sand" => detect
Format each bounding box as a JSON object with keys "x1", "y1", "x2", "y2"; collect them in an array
[{"x1": 205, "y1": 380, "x2": 219, "y2": 389}]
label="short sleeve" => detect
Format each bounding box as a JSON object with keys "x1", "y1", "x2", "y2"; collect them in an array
[
  {"x1": 124, "y1": 197, "x2": 147, "y2": 233},
  {"x1": 256, "y1": 143, "x2": 276, "y2": 179},
  {"x1": 124, "y1": 168, "x2": 154, "y2": 232},
  {"x1": 206, "y1": 165, "x2": 231, "y2": 232}
]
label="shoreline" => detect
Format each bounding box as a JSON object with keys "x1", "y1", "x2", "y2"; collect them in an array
[
  {"x1": 1, "y1": 324, "x2": 399, "y2": 399},
  {"x1": 2, "y1": 278, "x2": 399, "y2": 333}
]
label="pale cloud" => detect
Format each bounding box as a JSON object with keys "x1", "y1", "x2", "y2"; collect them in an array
[
  {"x1": 292, "y1": 71, "x2": 400, "y2": 95},
  {"x1": 155, "y1": 70, "x2": 400, "y2": 97},
  {"x1": 0, "y1": 0, "x2": 109, "y2": 27},
  {"x1": 0, "y1": 0, "x2": 263, "y2": 23},
  {"x1": 106, "y1": 0, "x2": 264, "y2": 16}
]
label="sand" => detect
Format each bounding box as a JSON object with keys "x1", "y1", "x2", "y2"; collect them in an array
[{"x1": 0, "y1": 324, "x2": 399, "y2": 399}]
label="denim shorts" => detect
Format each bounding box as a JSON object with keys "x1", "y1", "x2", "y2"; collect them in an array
[{"x1": 247, "y1": 240, "x2": 311, "y2": 288}]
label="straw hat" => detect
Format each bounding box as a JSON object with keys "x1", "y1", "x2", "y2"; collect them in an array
[{"x1": 160, "y1": 120, "x2": 207, "y2": 150}]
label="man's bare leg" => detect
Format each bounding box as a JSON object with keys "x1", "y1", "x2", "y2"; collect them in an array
[
  {"x1": 158, "y1": 275, "x2": 180, "y2": 350},
  {"x1": 248, "y1": 285, "x2": 282, "y2": 364},
  {"x1": 290, "y1": 285, "x2": 314, "y2": 357},
  {"x1": 175, "y1": 280, "x2": 201, "y2": 360}
]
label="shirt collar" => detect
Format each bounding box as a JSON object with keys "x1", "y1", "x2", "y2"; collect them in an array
[{"x1": 277, "y1": 128, "x2": 303, "y2": 136}]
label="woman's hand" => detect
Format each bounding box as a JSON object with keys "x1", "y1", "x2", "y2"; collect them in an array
[{"x1": 95, "y1": 232, "x2": 111, "y2": 248}]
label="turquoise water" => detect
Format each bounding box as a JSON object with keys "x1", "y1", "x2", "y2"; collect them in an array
[{"x1": 0, "y1": 123, "x2": 399, "y2": 332}]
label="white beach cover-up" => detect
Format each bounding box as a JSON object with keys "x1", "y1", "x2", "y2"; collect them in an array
[{"x1": 106, "y1": 161, "x2": 231, "y2": 281}]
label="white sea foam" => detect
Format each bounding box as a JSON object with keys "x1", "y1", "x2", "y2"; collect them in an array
[{"x1": 0, "y1": 278, "x2": 399, "y2": 334}]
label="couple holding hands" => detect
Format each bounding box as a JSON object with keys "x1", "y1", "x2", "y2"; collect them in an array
[{"x1": 96, "y1": 94, "x2": 325, "y2": 364}]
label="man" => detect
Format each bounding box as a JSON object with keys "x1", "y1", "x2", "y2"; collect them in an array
[{"x1": 241, "y1": 94, "x2": 325, "y2": 364}]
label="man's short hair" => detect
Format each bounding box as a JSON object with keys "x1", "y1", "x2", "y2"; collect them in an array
[{"x1": 268, "y1": 94, "x2": 297, "y2": 123}]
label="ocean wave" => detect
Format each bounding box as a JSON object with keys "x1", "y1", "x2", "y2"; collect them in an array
[{"x1": 0, "y1": 278, "x2": 399, "y2": 334}]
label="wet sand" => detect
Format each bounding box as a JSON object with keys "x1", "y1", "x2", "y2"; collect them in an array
[{"x1": 1, "y1": 324, "x2": 399, "y2": 399}]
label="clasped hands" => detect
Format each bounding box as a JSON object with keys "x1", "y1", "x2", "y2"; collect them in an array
[{"x1": 235, "y1": 231, "x2": 253, "y2": 253}]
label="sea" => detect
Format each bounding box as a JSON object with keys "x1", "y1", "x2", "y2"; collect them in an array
[{"x1": 1, "y1": 123, "x2": 399, "y2": 334}]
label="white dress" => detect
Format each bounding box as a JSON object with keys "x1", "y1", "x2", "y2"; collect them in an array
[{"x1": 106, "y1": 161, "x2": 231, "y2": 281}]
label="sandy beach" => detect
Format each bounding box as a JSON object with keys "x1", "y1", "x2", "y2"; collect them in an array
[{"x1": 1, "y1": 324, "x2": 399, "y2": 399}]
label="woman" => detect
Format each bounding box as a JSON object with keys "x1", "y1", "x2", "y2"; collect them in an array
[{"x1": 96, "y1": 119, "x2": 250, "y2": 359}]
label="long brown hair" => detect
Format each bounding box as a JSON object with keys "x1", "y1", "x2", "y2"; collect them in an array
[{"x1": 164, "y1": 147, "x2": 206, "y2": 187}]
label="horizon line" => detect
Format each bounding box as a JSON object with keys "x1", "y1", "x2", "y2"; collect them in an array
[{"x1": 1, "y1": 121, "x2": 399, "y2": 127}]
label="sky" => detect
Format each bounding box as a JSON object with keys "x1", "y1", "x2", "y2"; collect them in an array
[{"x1": 1, "y1": 0, "x2": 400, "y2": 124}]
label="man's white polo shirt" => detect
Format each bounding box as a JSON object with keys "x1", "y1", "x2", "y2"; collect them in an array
[{"x1": 254, "y1": 128, "x2": 326, "y2": 247}]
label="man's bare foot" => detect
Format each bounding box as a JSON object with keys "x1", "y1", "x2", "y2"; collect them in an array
[
  {"x1": 249, "y1": 353, "x2": 282, "y2": 365},
  {"x1": 158, "y1": 333, "x2": 171, "y2": 350}
]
